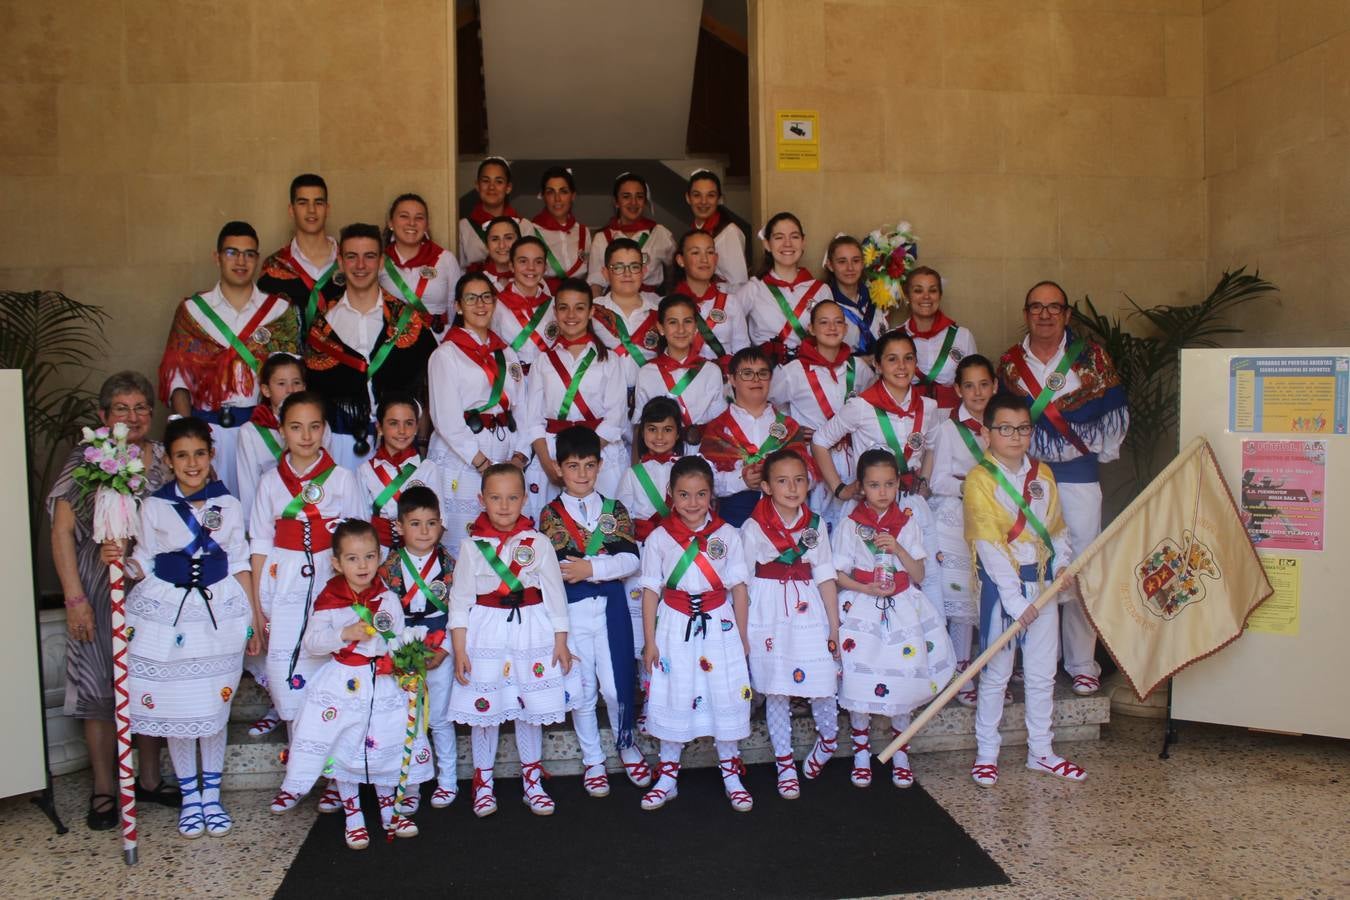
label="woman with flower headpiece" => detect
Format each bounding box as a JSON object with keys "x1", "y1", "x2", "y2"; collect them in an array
[
  {"x1": 531, "y1": 166, "x2": 591, "y2": 294},
  {"x1": 898, "y1": 266, "x2": 976, "y2": 411},
  {"x1": 587, "y1": 172, "x2": 675, "y2": 294},
  {"x1": 49, "y1": 371, "x2": 178, "y2": 830}
]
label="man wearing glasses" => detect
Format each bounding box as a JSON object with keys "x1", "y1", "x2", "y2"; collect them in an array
[
  {"x1": 996, "y1": 281, "x2": 1129, "y2": 696},
  {"x1": 158, "y1": 220, "x2": 301, "y2": 495}
]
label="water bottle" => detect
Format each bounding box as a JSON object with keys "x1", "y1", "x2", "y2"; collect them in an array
[{"x1": 873, "y1": 551, "x2": 895, "y2": 593}]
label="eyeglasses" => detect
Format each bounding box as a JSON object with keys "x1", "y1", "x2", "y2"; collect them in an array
[
  {"x1": 221, "y1": 248, "x2": 260, "y2": 261},
  {"x1": 607, "y1": 262, "x2": 643, "y2": 275},
  {"x1": 109, "y1": 404, "x2": 153, "y2": 417},
  {"x1": 735, "y1": 369, "x2": 772, "y2": 381},
  {"x1": 1025, "y1": 303, "x2": 1067, "y2": 316},
  {"x1": 988, "y1": 423, "x2": 1034, "y2": 436},
  {"x1": 460, "y1": 293, "x2": 495, "y2": 306}
]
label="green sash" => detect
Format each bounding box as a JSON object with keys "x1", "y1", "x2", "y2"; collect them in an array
[
  {"x1": 875, "y1": 409, "x2": 912, "y2": 475},
  {"x1": 366, "y1": 303, "x2": 417, "y2": 380},
  {"x1": 612, "y1": 315, "x2": 650, "y2": 367},
  {"x1": 305, "y1": 264, "x2": 337, "y2": 327},
  {"x1": 557, "y1": 349, "x2": 596, "y2": 418},
  {"x1": 978, "y1": 458, "x2": 1054, "y2": 550},
  {"x1": 468, "y1": 350, "x2": 507, "y2": 415},
  {"x1": 955, "y1": 421, "x2": 986, "y2": 465},
  {"x1": 579, "y1": 497, "x2": 617, "y2": 556},
  {"x1": 765, "y1": 282, "x2": 810, "y2": 340},
  {"x1": 255, "y1": 424, "x2": 283, "y2": 462},
  {"x1": 191, "y1": 294, "x2": 260, "y2": 373},
  {"x1": 281, "y1": 464, "x2": 335, "y2": 519},
  {"x1": 632, "y1": 464, "x2": 669, "y2": 517},
  {"x1": 508, "y1": 299, "x2": 551, "y2": 353},
  {"x1": 372, "y1": 461, "x2": 418, "y2": 513},
  {"x1": 665, "y1": 539, "x2": 700, "y2": 590},
  {"x1": 920, "y1": 326, "x2": 960, "y2": 385},
  {"x1": 381, "y1": 257, "x2": 430, "y2": 313},
  {"x1": 351, "y1": 603, "x2": 397, "y2": 641},
  {"x1": 398, "y1": 548, "x2": 447, "y2": 613},
  {"x1": 1029, "y1": 338, "x2": 1086, "y2": 421},
  {"x1": 474, "y1": 540, "x2": 525, "y2": 592},
  {"x1": 774, "y1": 512, "x2": 820, "y2": 564}
]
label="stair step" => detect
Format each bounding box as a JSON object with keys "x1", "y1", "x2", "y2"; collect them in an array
[{"x1": 213, "y1": 678, "x2": 1108, "y2": 791}]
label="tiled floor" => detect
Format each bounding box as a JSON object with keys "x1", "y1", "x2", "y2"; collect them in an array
[{"x1": 1, "y1": 717, "x2": 1345, "y2": 899}]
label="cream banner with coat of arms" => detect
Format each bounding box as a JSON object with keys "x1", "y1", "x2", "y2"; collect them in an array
[{"x1": 1074, "y1": 438, "x2": 1273, "y2": 701}]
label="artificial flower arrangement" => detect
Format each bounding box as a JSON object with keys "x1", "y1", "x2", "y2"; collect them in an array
[
  {"x1": 73, "y1": 421, "x2": 146, "y2": 542},
  {"x1": 860, "y1": 221, "x2": 920, "y2": 313}
]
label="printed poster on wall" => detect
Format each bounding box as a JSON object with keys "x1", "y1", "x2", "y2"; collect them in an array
[
  {"x1": 775, "y1": 110, "x2": 819, "y2": 171},
  {"x1": 1228, "y1": 355, "x2": 1349, "y2": 434},
  {"x1": 1239, "y1": 439, "x2": 1326, "y2": 551},
  {"x1": 1247, "y1": 555, "x2": 1301, "y2": 636}
]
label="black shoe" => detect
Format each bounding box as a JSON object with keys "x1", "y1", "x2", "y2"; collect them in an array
[
  {"x1": 87, "y1": 793, "x2": 117, "y2": 831},
  {"x1": 135, "y1": 780, "x2": 182, "y2": 808}
]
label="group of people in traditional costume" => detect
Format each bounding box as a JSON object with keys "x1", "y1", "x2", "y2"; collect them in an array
[{"x1": 53, "y1": 162, "x2": 1128, "y2": 850}]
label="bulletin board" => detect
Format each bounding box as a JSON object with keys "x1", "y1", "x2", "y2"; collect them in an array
[
  {"x1": 0, "y1": 371, "x2": 48, "y2": 798},
  {"x1": 1173, "y1": 349, "x2": 1350, "y2": 738}
]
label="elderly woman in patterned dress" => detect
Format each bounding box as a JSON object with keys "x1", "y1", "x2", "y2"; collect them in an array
[{"x1": 48, "y1": 371, "x2": 182, "y2": 829}]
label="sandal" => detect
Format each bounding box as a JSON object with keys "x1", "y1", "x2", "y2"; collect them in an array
[
  {"x1": 87, "y1": 793, "x2": 118, "y2": 831},
  {"x1": 135, "y1": 779, "x2": 182, "y2": 808}
]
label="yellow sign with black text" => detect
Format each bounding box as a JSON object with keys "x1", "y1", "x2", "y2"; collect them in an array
[{"x1": 775, "y1": 110, "x2": 819, "y2": 171}]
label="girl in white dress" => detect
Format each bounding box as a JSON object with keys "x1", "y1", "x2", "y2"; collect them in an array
[
  {"x1": 448, "y1": 465, "x2": 578, "y2": 818},
  {"x1": 427, "y1": 273, "x2": 531, "y2": 547},
  {"x1": 899, "y1": 266, "x2": 977, "y2": 412},
  {"x1": 638, "y1": 456, "x2": 754, "y2": 813},
  {"x1": 831, "y1": 448, "x2": 955, "y2": 790},
  {"x1": 250, "y1": 392, "x2": 366, "y2": 815},
  {"x1": 587, "y1": 172, "x2": 675, "y2": 294},
  {"x1": 823, "y1": 234, "x2": 888, "y2": 355},
  {"x1": 118, "y1": 417, "x2": 254, "y2": 839},
  {"x1": 739, "y1": 450, "x2": 841, "y2": 799},
  {"x1": 928, "y1": 354, "x2": 996, "y2": 706},
  {"x1": 531, "y1": 166, "x2": 590, "y2": 293},
  {"x1": 525, "y1": 278, "x2": 630, "y2": 501},
  {"x1": 278, "y1": 519, "x2": 433, "y2": 849},
  {"x1": 360, "y1": 391, "x2": 441, "y2": 553},
  {"x1": 632, "y1": 294, "x2": 728, "y2": 443},
  {"x1": 684, "y1": 169, "x2": 748, "y2": 291},
  {"x1": 457, "y1": 157, "x2": 534, "y2": 270},
  {"x1": 737, "y1": 212, "x2": 830, "y2": 365},
  {"x1": 671, "y1": 228, "x2": 750, "y2": 376},
  {"x1": 770, "y1": 300, "x2": 877, "y2": 528},
  {"x1": 380, "y1": 192, "x2": 462, "y2": 340},
  {"x1": 614, "y1": 396, "x2": 684, "y2": 655}
]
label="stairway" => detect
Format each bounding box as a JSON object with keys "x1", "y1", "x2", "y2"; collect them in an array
[{"x1": 216, "y1": 676, "x2": 1108, "y2": 790}]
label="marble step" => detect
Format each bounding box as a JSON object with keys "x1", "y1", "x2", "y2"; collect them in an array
[{"x1": 215, "y1": 677, "x2": 1109, "y2": 791}]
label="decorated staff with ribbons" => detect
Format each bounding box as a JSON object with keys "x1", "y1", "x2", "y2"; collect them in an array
[
  {"x1": 426, "y1": 273, "x2": 531, "y2": 546},
  {"x1": 701, "y1": 346, "x2": 816, "y2": 527},
  {"x1": 587, "y1": 172, "x2": 675, "y2": 294},
  {"x1": 376, "y1": 485, "x2": 457, "y2": 810},
  {"x1": 259, "y1": 174, "x2": 342, "y2": 329},
  {"x1": 927, "y1": 354, "x2": 998, "y2": 705},
  {"x1": 632, "y1": 293, "x2": 728, "y2": 446},
  {"x1": 899, "y1": 266, "x2": 976, "y2": 411},
  {"x1": 539, "y1": 426, "x2": 652, "y2": 797},
  {"x1": 771, "y1": 299, "x2": 877, "y2": 528},
  {"x1": 592, "y1": 238, "x2": 663, "y2": 402},
  {"x1": 379, "y1": 193, "x2": 462, "y2": 341},
  {"x1": 738, "y1": 212, "x2": 830, "y2": 366},
  {"x1": 303, "y1": 223, "x2": 437, "y2": 471},
  {"x1": 457, "y1": 157, "x2": 535, "y2": 270},
  {"x1": 964, "y1": 394, "x2": 1084, "y2": 787},
  {"x1": 114, "y1": 417, "x2": 254, "y2": 840},
  {"x1": 360, "y1": 392, "x2": 441, "y2": 552},
  {"x1": 998, "y1": 281, "x2": 1129, "y2": 696},
  {"x1": 810, "y1": 330, "x2": 946, "y2": 615},
  {"x1": 685, "y1": 169, "x2": 749, "y2": 292},
  {"x1": 672, "y1": 229, "x2": 750, "y2": 377},
  {"x1": 531, "y1": 166, "x2": 590, "y2": 294},
  {"x1": 49, "y1": 373, "x2": 178, "y2": 837},
  {"x1": 739, "y1": 449, "x2": 841, "y2": 800},
  {"x1": 250, "y1": 392, "x2": 366, "y2": 817},
  {"x1": 279, "y1": 519, "x2": 431, "y2": 850},
  {"x1": 158, "y1": 221, "x2": 300, "y2": 496},
  {"x1": 447, "y1": 464, "x2": 578, "y2": 818},
  {"x1": 525, "y1": 279, "x2": 630, "y2": 501}
]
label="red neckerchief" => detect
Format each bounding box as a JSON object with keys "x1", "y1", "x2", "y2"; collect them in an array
[
  {"x1": 604, "y1": 216, "x2": 657, "y2": 237},
  {"x1": 277, "y1": 450, "x2": 336, "y2": 514},
  {"x1": 374, "y1": 445, "x2": 419, "y2": 467},
  {"x1": 675, "y1": 280, "x2": 719, "y2": 303},
  {"x1": 641, "y1": 452, "x2": 678, "y2": 464},
  {"x1": 707, "y1": 405, "x2": 789, "y2": 459},
  {"x1": 468, "y1": 203, "x2": 519, "y2": 226},
  {"x1": 750, "y1": 497, "x2": 810, "y2": 557},
  {"x1": 860, "y1": 382, "x2": 919, "y2": 419},
  {"x1": 598, "y1": 302, "x2": 659, "y2": 354},
  {"x1": 553, "y1": 332, "x2": 593, "y2": 350},
  {"x1": 543, "y1": 344, "x2": 597, "y2": 420},
  {"x1": 659, "y1": 514, "x2": 729, "y2": 592},
  {"x1": 654, "y1": 352, "x2": 701, "y2": 375},
  {"x1": 903, "y1": 312, "x2": 957, "y2": 340},
  {"x1": 796, "y1": 337, "x2": 852, "y2": 372},
  {"x1": 531, "y1": 211, "x2": 577, "y2": 232},
  {"x1": 848, "y1": 501, "x2": 911, "y2": 540},
  {"x1": 251, "y1": 404, "x2": 280, "y2": 429},
  {"x1": 497, "y1": 283, "x2": 552, "y2": 352},
  {"x1": 444, "y1": 326, "x2": 511, "y2": 411},
  {"x1": 693, "y1": 210, "x2": 722, "y2": 234},
  {"x1": 385, "y1": 240, "x2": 444, "y2": 271},
  {"x1": 953, "y1": 405, "x2": 982, "y2": 433},
  {"x1": 762, "y1": 268, "x2": 815, "y2": 289},
  {"x1": 469, "y1": 512, "x2": 534, "y2": 542},
  {"x1": 478, "y1": 260, "x2": 512, "y2": 282},
  {"x1": 314, "y1": 574, "x2": 387, "y2": 611}
]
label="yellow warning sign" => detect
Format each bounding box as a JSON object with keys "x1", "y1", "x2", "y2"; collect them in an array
[{"x1": 775, "y1": 110, "x2": 819, "y2": 171}]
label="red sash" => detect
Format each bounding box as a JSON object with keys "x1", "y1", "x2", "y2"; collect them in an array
[
  {"x1": 1006, "y1": 344, "x2": 1091, "y2": 454},
  {"x1": 275, "y1": 450, "x2": 338, "y2": 546},
  {"x1": 763, "y1": 271, "x2": 827, "y2": 343},
  {"x1": 660, "y1": 514, "x2": 728, "y2": 592},
  {"x1": 859, "y1": 382, "x2": 925, "y2": 464},
  {"x1": 445, "y1": 327, "x2": 512, "y2": 413},
  {"x1": 385, "y1": 241, "x2": 444, "y2": 300},
  {"x1": 654, "y1": 355, "x2": 704, "y2": 425},
  {"x1": 1004, "y1": 461, "x2": 1043, "y2": 544},
  {"x1": 543, "y1": 346, "x2": 597, "y2": 422}
]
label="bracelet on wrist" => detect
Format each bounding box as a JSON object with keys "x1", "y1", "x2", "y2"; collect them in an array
[
  {"x1": 64, "y1": 594, "x2": 88, "y2": 608},
  {"x1": 833, "y1": 482, "x2": 847, "y2": 498}
]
